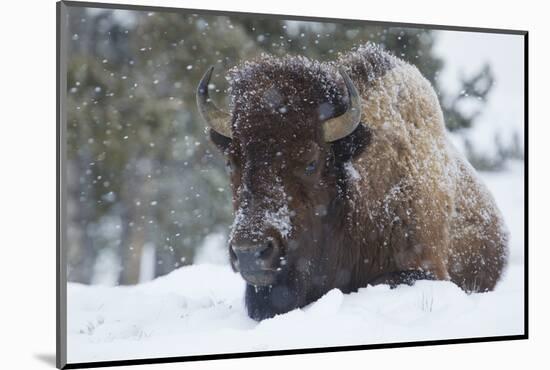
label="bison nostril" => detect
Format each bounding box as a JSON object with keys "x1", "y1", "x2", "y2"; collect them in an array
[
  {"x1": 253, "y1": 244, "x2": 267, "y2": 258},
  {"x1": 229, "y1": 245, "x2": 238, "y2": 261},
  {"x1": 252, "y1": 240, "x2": 272, "y2": 259}
]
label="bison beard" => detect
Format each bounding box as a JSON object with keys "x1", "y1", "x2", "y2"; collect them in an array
[
  {"x1": 197, "y1": 42, "x2": 509, "y2": 321},
  {"x1": 244, "y1": 274, "x2": 301, "y2": 321}
]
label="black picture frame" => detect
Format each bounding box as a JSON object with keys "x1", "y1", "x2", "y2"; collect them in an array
[{"x1": 56, "y1": 1, "x2": 528, "y2": 368}]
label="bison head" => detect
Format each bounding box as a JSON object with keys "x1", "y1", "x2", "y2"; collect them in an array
[{"x1": 196, "y1": 58, "x2": 368, "y2": 319}]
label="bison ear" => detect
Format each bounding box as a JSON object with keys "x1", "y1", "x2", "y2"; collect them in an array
[
  {"x1": 330, "y1": 123, "x2": 370, "y2": 163},
  {"x1": 209, "y1": 128, "x2": 232, "y2": 153}
]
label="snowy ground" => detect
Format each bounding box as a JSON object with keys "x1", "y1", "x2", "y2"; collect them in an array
[{"x1": 67, "y1": 162, "x2": 525, "y2": 364}]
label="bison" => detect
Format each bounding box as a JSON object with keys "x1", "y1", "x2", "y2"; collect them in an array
[{"x1": 196, "y1": 43, "x2": 508, "y2": 321}]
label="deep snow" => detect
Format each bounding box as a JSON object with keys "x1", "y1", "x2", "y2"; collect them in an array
[{"x1": 67, "y1": 162, "x2": 524, "y2": 363}]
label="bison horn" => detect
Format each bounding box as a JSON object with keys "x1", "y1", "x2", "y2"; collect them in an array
[
  {"x1": 322, "y1": 68, "x2": 362, "y2": 142},
  {"x1": 196, "y1": 66, "x2": 233, "y2": 138}
]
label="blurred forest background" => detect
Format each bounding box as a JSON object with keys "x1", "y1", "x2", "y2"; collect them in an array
[{"x1": 65, "y1": 6, "x2": 524, "y2": 285}]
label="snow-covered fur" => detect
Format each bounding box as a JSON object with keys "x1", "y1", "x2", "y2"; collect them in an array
[{"x1": 209, "y1": 43, "x2": 508, "y2": 320}]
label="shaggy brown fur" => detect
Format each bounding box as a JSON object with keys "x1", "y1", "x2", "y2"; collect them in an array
[{"x1": 208, "y1": 43, "x2": 508, "y2": 320}]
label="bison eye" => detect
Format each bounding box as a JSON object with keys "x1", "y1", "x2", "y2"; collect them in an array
[{"x1": 305, "y1": 160, "x2": 317, "y2": 175}]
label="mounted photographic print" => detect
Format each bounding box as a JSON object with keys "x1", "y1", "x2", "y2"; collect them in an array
[{"x1": 56, "y1": 1, "x2": 528, "y2": 368}]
